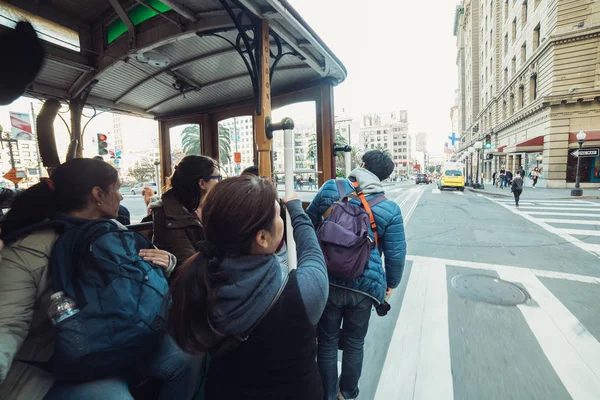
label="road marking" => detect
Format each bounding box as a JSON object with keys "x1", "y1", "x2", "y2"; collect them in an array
[
  {"x1": 517, "y1": 206, "x2": 600, "y2": 211},
  {"x1": 405, "y1": 255, "x2": 600, "y2": 284},
  {"x1": 484, "y1": 198, "x2": 600, "y2": 259},
  {"x1": 524, "y1": 211, "x2": 600, "y2": 217},
  {"x1": 403, "y1": 186, "x2": 426, "y2": 224},
  {"x1": 453, "y1": 191, "x2": 464, "y2": 196},
  {"x1": 496, "y1": 267, "x2": 600, "y2": 399},
  {"x1": 538, "y1": 219, "x2": 600, "y2": 225},
  {"x1": 554, "y1": 228, "x2": 600, "y2": 237},
  {"x1": 432, "y1": 188, "x2": 441, "y2": 194},
  {"x1": 387, "y1": 188, "x2": 404, "y2": 193},
  {"x1": 375, "y1": 258, "x2": 453, "y2": 400}
]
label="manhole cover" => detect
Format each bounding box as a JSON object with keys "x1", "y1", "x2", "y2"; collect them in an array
[{"x1": 451, "y1": 274, "x2": 529, "y2": 306}]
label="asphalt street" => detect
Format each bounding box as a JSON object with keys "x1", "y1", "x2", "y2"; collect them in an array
[
  {"x1": 353, "y1": 181, "x2": 600, "y2": 400},
  {"x1": 124, "y1": 180, "x2": 600, "y2": 399}
]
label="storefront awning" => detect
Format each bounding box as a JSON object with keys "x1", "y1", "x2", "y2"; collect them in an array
[{"x1": 503, "y1": 136, "x2": 544, "y2": 153}]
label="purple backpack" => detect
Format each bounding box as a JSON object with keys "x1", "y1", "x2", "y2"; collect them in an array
[{"x1": 317, "y1": 180, "x2": 386, "y2": 281}]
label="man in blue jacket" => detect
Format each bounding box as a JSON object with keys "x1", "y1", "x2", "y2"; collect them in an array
[{"x1": 306, "y1": 150, "x2": 406, "y2": 400}]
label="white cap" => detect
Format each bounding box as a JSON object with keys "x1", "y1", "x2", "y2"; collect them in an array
[{"x1": 50, "y1": 291, "x2": 65, "y2": 300}]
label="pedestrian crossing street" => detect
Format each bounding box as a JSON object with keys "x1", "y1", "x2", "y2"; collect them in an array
[
  {"x1": 483, "y1": 197, "x2": 600, "y2": 258},
  {"x1": 374, "y1": 255, "x2": 600, "y2": 400}
]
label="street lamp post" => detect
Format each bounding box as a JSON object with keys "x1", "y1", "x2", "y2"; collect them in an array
[
  {"x1": 468, "y1": 146, "x2": 475, "y2": 186},
  {"x1": 474, "y1": 141, "x2": 483, "y2": 188},
  {"x1": 571, "y1": 130, "x2": 587, "y2": 197},
  {"x1": 536, "y1": 154, "x2": 543, "y2": 168}
]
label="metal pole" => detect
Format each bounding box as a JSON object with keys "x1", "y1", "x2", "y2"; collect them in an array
[
  {"x1": 30, "y1": 102, "x2": 43, "y2": 179},
  {"x1": 571, "y1": 140, "x2": 584, "y2": 196},
  {"x1": 344, "y1": 150, "x2": 351, "y2": 177},
  {"x1": 470, "y1": 155, "x2": 473, "y2": 186},
  {"x1": 154, "y1": 161, "x2": 161, "y2": 196},
  {"x1": 283, "y1": 127, "x2": 297, "y2": 270},
  {"x1": 475, "y1": 150, "x2": 480, "y2": 186},
  {"x1": 234, "y1": 117, "x2": 239, "y2": 175}
]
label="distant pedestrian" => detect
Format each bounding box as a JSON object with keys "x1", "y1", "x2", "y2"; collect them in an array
[
  {"x1": 492, "y1": 171, "x2": 497, "y2": 187},
  {"x1": 531, "y1": 168, "x2": 539, "y2": 188},
  {"x1": 517, "y1": 165, "x2": 525, "y2": 179},
  {"x1": 308, "y1": 176, "x2": 314, "y2": 190},
  {"x1": 511, "y1": 173, "x2": 524, "y2": 207},
  {"x1": 499, "y1": 169, "x2": 506, "y2": 188}
]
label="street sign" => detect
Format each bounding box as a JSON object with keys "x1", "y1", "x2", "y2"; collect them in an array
[
  {"x1": 570, "y1": 148, "x2": 599, "y2": 158},
  {"x1": 3, "y1": 168, "x2": 23, "y2": 184},
  {"x1": 234, "y1": 152, "x2": 242, "y2": 163}
]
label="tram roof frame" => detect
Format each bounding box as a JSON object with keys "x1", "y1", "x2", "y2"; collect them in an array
[{"x1": 3, "y1": 0, "x2": 347, "y2": 120}]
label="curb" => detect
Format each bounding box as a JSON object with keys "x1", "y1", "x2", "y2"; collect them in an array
[{"x1": 467, "y1": 187, "x2": 600, "y2": 200}]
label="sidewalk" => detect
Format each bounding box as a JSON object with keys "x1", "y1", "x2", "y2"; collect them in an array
[{"x1": 468, "y1": 184, "x2": 600, "y2": 200}]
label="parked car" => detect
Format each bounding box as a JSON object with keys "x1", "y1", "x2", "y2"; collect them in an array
[
  {"x1": 131, "y1": 182, "x2": 157, "y2": 195},
  {"x1": 415, "y1": 174, "x2": 429, "y2": 184}
]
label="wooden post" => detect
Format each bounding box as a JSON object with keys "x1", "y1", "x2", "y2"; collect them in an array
[
  {"x1": 70, "y1": 98, "x2": 85, "y2": 158},
  {"x1": 157, "y1": 120, "x2": 172, "y2": 189},
  {"x1": 254, "y1": 20, "x2": 272, "y2": 178},
  {"x1": 201, "y1": 113, "x2": 219, "y2": 161},
  {"x1": 316, "y1": 83, "x2": 336, "y2": 182}
]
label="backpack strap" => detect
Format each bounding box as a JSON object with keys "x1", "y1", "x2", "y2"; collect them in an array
[
  {"x1": 322, "y1": 180, "x2": 350, "y2": 219},
  {"x1": 351, "y1": 181, "x2": 380, "y2": 248}
]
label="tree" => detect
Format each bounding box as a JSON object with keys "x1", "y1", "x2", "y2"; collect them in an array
[
  {"x1": 428, "y1": 166, "x2": 436, "y2": 173},
  {"x1": 129, "y1": 157, "x2": 155, "y2": 182},
  {"x1": 171, "y1": 147, "x2": 186, "y2": 166},
  {"x1": 180, "y1": 124, "x2": 231, "y2": 164},
  {"x1": 307, "y1": 130, "x2": 349, "y2": 170}
]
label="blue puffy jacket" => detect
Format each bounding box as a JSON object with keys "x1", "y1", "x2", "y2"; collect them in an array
[{"x1": 306, "y1": 177, "x2": 406, "y2": 303}]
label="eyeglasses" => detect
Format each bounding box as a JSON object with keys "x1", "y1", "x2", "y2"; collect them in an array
[{"x1": 207, "y1": 175, "x2": 223, "y2": 182}]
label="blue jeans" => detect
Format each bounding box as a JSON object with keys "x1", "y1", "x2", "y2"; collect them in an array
[
  {"x1": 44, "y1": 335, "x2": 201, "y2": 400},
  {"x1": 317, "y1": 286, "x2": 373, "y2": 400}
]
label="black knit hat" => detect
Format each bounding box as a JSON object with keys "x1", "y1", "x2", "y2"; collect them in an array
[{"x1": 0, "y1": 21, "x2": 45, "y2": 105}]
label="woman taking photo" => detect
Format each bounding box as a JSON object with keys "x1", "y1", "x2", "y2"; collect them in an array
[
  {"x1": 168, "y1": 176, "x2": 328, "y2": 399},
  {"x1": 0, "y1": 158, "x2": 200, "y2": 400},
  {"x1": 151, "y1": 155, "x2": 220, "y2": 268}
]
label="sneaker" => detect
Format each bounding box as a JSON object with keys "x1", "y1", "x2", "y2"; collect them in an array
[{"x1": 337, "y1": 393, "x2": 356, "y2": 400}]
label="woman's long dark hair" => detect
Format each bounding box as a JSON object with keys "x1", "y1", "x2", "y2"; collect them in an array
[
  {"x1": 168, "y1": 176, "x2": 279, "y2": 355},
  {"x1": 167, "y1": 155, "x2": 217, "y2": 212},
  {"x1": 0, "y1": 158, "x2": 118, "y2": 240}
]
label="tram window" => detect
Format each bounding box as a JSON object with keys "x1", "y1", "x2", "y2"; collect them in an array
[
  {"x1": 169, "y1": 124, "x2": 201, "y2": 167},
  {"x1": 218, "y1": 116, "x2": 253, "y2": 177}
]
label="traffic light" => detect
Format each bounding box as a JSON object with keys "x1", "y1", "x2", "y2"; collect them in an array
[
  {"x1": 97, "y1": 133, "x2": 108, "y2": 155},
  {"x1": 484, "y1": 134, "x2": 492, "y2": 149},
  {"x1": 274, "y1": 151, "x2": 278, "y2": 161}
]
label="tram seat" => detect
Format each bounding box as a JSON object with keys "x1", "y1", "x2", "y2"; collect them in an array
[{"x1": 126, "y1": 221, "x2": 153, "y2": 240}]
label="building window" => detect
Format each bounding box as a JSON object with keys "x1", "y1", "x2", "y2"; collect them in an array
[
  {"x1": 502, "y1": 100, "x2": 507, "y2": 119},
  {"x1": 512, "y1": 18, "x2": 517, "y2": 42},
  {"x1": 509, "y1": 93, "x2": 515, "y2": 115},
  {"x1": 511, "y1": 56, "x2": 516, "y2": 75},
  {"x1": 518, "y1": 85, "x2": 524, "y2": 107},
  {"x1": 533, "y1": 23, "x2": 541, "y2": 50},
  {"x1": 490, "y1": 29, "x2": 493, "y2": 44},
  {"x1": 530, "y1": 74, "x2": 538, "y2": 101},
  {"x1": 504, "y1": 67, "x2": 508, "y2": 84},
  {"x1": 534, "y1": 0, "x2": 541, "y2": 8},
  {"x1": 522, "y1": 0, "x2": 528, "y2": 26},
  {"x1": 504, "y1": 33, "x2": 508, "y2": 54},
  {"x1": 521, "y1": 42, "x2": 526, "y2": 64},
  {"x1": 504, "y1": 0, "x2": 509, "y2": 20}
]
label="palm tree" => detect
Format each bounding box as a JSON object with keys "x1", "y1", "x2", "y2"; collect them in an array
[
  {"x1": 307, "y1": 130, "x2": 349, "y2": 167},
  {"x1": 180, "y1": 124, "x2": 231, "y2": 164}
]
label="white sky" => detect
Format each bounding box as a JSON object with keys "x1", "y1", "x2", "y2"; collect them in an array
[{"x1": 288, "y1": 0, "x2": 461, "y2": 152}]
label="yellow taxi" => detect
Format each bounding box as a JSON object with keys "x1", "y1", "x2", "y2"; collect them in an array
[{"x1": 439, "y1": 168, "x2": 465, "y2": 191}]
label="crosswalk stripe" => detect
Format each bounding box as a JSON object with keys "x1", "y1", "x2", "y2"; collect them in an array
[
  {"x1": 497, "y1": 267, "x2": 600, "y2": 398},
  {"x1": 517, "y1": 206, "x2": 600, "y2": 211},
  {"x1": 524, "y1": 211, "x2": 600, "y2": 217},
  {"x1": 375, "y1": 258, "x2": 453, "y2": 400},
  {"x1": 539, "y1": 219, "x2": 600, "y2": 225},
  {"x1": 432, "y1": 188, "x2": 441, "y2": 194},
  {"x1": 554, "y1": 228, "x2": 600, "y2": 236},
  {"x1": 453, "y1": 191, "x2": 464, "y2": 195}
]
